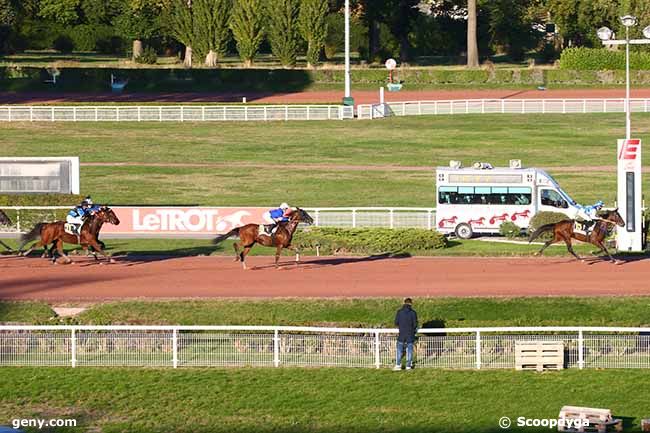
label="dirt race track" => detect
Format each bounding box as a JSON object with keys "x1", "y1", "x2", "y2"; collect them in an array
[{"x1": 1, "y1": 255, "x2": 650, "y2": 301}]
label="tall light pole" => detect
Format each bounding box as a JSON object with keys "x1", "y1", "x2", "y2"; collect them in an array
[
  {"x1": 342, "y1": 0, "x2": 354, "y2": 106},
  {"x1": 597, "y1": 17, "x2": 650, "y2": 252}
]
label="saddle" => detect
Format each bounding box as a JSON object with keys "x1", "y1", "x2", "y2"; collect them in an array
[
  {"x1": 64, "y1": 223, "x2": 80, "y2": 236},
  {"x1": 573, "y1": 220, "x2": 593, "y2": 236},
  {"x1": 258, "y1": 224, "x2": 277, "y2": 236}
]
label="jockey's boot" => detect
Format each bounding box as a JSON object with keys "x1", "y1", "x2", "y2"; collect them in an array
[
  {"x1": 264, "y1": 224, "x2": 274, "y2": 235},
  {"x1": 582, "y1": 220, "x2": 594, "y2": 233}
]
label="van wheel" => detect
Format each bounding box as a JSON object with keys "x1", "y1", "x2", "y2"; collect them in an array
[{"x1": 455, "y1": 223, "x2": 473, "y2": 239}]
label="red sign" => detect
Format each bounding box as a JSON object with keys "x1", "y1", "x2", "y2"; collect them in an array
[
  {"x1": 618, "y1": 139, "x2": 641, "y2": 160},
  {"x1": 101, "y1": 207, "x2": 271, "y2": 235}
]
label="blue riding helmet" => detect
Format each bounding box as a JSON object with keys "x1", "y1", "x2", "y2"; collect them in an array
[{"x1": 594, "y1": 200, "x2": 604, "y2": 208}]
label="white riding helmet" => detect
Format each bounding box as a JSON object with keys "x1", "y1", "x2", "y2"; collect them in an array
[{"x1": 280, "y1": 202, "x2": 290, "y2": 210}]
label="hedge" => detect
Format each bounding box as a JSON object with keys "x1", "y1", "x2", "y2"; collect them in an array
[
  {"x1": 5, "y1": 64, "x2": 650, "y2": 93},
  {"x1": 527, "y1": 211, "x2": 570, "y2": 241},
  {"x1": 0, "y1": 194, "x2": 84, "y2": 207},
  {"x1": 292, "y1": 227, "x2": 448, "y2": 255},
  {"x1": 560, "y1": 47, "x2": 650, "y2": 71}
]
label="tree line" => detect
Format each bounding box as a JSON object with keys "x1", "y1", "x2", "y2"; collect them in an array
[{"x1": 1, "y1": 0, "x2": 649, "y2": 68}]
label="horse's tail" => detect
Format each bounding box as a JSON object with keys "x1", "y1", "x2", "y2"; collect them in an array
[
  {"x1": 213, "y1": 228, "x2": 240, "y2": 245},
  {"x1": 527, "y1": 223, "x2": 556, "y2": 243},
  {"x1": 18, "y1": 223, "x2": 44, "y2": 250}
]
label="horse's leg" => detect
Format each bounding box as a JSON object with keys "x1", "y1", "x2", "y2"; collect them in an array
[
  {"x1": 562, "y1": 236, "x2": 582, "y2": 262},
  {"x1": 535, "y1": 231, "x2": 559, "y2": 256},
  {"x1": 0, "y1": 240, "x2": 13, "y2": 252},
  {"x1": 274, "y1": 245, "x2": 283, "y2": 269},
  {"x1": 55, "y1": 239, "x2": 72, "y2": 264},
  {"x1": 86, "y1": 239, "x2": 112, "y2": 263},
  {"x1": 286, "y1": 245, "x2": 300, "y2": 263},
  {"x1": 240, "y1": 245, "x2": 253, "y2": 270},
  {"x1": 233, "y1": 241, "x2": 241, "y2": 262},
  {"x1": 596, "y1": 240, "x2": 617, "y2": 263},
  {"x1": 22, "y1": 240, "x2": 44, "y2": 257}
]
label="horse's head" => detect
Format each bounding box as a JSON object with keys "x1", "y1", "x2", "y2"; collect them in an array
[
  {"x1": 95, "y1": 206, "x2": 121, "y2": 226},
  {"x1": 600, "y1": 208, "x2": 625, "y2": 227},
  {"x1": 0, "y1": 210, "x2": 11, "y2": 226},
  {"x1": 290, "y1": 207, "x2": 314, "y2": 225}
]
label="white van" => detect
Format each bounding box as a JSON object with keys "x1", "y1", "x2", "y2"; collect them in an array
[{"x1": 435, "y1": 160, "x2": 582, "y2": 239}]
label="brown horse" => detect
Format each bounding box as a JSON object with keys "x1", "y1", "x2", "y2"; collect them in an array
[
  {"x1": 0, "y1": 209, "x2": 13, "y2": 252},
  {"x1": 19, "y1": 206, "x2": 120, "y2": 264},
  {"x1": 528, "y1": 209, "x2": 625, "y2": 263},
  {"x1": 213, "y1": 207, "x2": 314, "y2": 269}
]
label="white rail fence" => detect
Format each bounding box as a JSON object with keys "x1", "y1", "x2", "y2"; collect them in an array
[
  {"x1": 0, "y1": 207, "x2": 438, "y2": 235},
  {"x1": 357, "y1": 98, "x2": 650, "y2": 119},
  {"x1": 1, "y1": 326, "x2": 649, "y2": 369},
  {"x1": 0, "y1": 105, "x2": 354, "y2": 122}
]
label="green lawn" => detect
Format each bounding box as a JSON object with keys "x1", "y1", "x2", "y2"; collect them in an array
[
  {"x1": 3, "y1": 297, "x2": 650, "y2": 327},
  {"x1": 2, "y1": 114, "x2": 648, "y2": 206},
  {"x1": 0, "y1": 367, "x2": 648, "y2": 433}
]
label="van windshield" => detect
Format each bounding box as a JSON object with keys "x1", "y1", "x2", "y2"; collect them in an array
[{"x1": 545, "y1": 173, "x2": 576, "y2": 205}]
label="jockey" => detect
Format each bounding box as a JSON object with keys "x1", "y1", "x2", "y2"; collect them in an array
[
  {"x1": 66, "y1": 196, "x2": 97, "y2": 234},
  {"x1": 264, "y1": 203, "x2": 293, "y2": 234},
  {"x1": 575, "y1": 200, "x2": 605, "y2": 231}
]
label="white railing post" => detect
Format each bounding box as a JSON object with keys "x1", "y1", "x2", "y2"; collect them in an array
[
  {"x1": 578, "y1": 329, "x2": 584, "y2": 370},
  {"x1": 583, "y1": 99, "x2": 586, "y2": 113},
  {"x1": 418, "y1": 101, "x2": 422, "y2": 115},
  {"x1": 244, "y1": 105, "x2": 248, "y2": 121},
  {"x1": 16, "y1": 209, "x2": 21, "y2": 232},
  {"x1": 450, "y1": 101, "x2": 454, "y2": 115},
  {"x1": 603, "y1": 99, "x2": 607, "y2": 113},
  {"x1": 173, "y1": 328, "x2": 178, "y2": 368},
  {"x1": 7, "y1": 106, "x2": 11, "y2": 122},
  {"x1": 285, "y1": 106, "x2": 289, "y2": 121},
  {"x1": 95, "y1": 107, "x2": 98, "y2": 121},
  {"x1": 51, "y1": 106, "x2": 54, "y2": 122},
  {"x1": 501, "y1": 99, "x2": 505, "y2": 113},
  {"x1": 30, "y1": 106, "x2": 33, "y2": 122},
  {"x1": 71, "y1": 328, "x2": 76, "y2": 368},
  {"x1": 264, "y1": 106, "x2": 268, "y2": 121},
  {"x1": 307, "y1": 106, "x2": 310, "y2": 121},
  {"x1": 138, "y1": 106, "x2": 141, "y2": 122},
  {"x1": 116, "y1": 107, "x2": 120, "y2": 122},
  {"x1": 374, "y1": 331, "x2": 380, "y2": 369},
  {"x1": 562, "y1": 99, "x2": 566, "y2": 114},
  {"x1": 352, "y1": 209, "x2": 357, "y2": 228},
  {"x1": 645, "y1": 99, "x2": 648, "y2": 113},
  {"x1": 159, "y1": 106, "x2": 163, "y2": 122},
  {"x1": 481, "y1": 99, "x2": 485, "y2": 114},
  {"x1": 73, "y1": 106, "x2": 77, "y2": 122},
  {"x1": 466, "y1": 100, "x2": 469, "y2": 114},
  {"x1": 180, "y1": 106, "x2": 184, "y2": 122},
  {"x1": 521, "y1": 100, "x2": 525, "y2": 114},
  {"x1": 202, "y1": 106, "x2": 206, "y2": 121},
  {"x1": 427, "y1": 210, "x2": 432, "y2": 230},
  {"x1": 274, "y1": 329, "x2": 280, "y2": 367},
  {"x1": 475, "y1": 331, "x2": 481, "y2": 370},
  {"x1": 314, "y1": 209, "x2": 320, "y2": 226},
  {"x1": 389, "y1": 209, "x2": 394, "y2": 229},
  {"x1": 435, "y1": 101, "x2": 438, "y2": 115}
]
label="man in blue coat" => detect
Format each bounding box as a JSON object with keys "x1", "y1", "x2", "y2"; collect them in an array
[
  {"x1": 394, "y1": 298, "x2": 418, "y2": 370},
  {"x1": 66, "y1": 196, "x2": 98, "y2": 235},
  {"x1": 264, "y1": 203, "x2": 293, "y2": 234}
]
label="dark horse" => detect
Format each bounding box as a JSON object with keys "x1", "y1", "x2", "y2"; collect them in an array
[
  {"x1": 19, "y1": 206, "x2": 120, "y2": 264},
  {"x1": 213, "y1": 207, "x2": 314, "y2": 270},
  {"x1": 0, "y1": 209, "x2": 13, "y2": 252},
  {"x1": 528, "y1": 209, "x2": 625, "y2": 263}
]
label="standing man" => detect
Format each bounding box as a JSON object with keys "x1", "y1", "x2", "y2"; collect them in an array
[{"x1": 394, "y1": 298, "x2": 418, "y2": 370}]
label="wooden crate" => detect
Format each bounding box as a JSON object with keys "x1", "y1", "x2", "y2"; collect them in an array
[
  {"x1": 558, "y1": 406, "x2": 623, "y2": 433},
  {"x1": 515, "y1": 340, "x2": 564, "y2": 371}
]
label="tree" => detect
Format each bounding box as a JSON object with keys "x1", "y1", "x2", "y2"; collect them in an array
[
  {"x1": 467, "y1": 0, "x2": 479, "y2": 67},
  {"x1": 114, "y1": 0, "x2": 162, "y2": 59},
  {"x1": 229, "y1": 0, "x2": 264, "y2": 67},
  {"x1": 0, "y1": 0, "x2": 17, "y2": 53},
  {"x1": 38, "y1": 0, "x2": 81, "y2": 25},
  {"x1": 298, "y1": 0, "x2": 328, "y2": 68},
  {"x1": 166, "y1": 0, "x2": 195, "y2": 67},
  {"x1": 385, "y1": 0, "x2": 420, "y2": 61},
  {"x1": 266, "y1": 0, "x2": 299, "y2": 67},
  {"x1": 193, "y1": 0, "x2": 231, "y2": 67}
]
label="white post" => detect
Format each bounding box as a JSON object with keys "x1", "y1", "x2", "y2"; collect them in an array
[
  {"x1": 274, "y1": 329, "x2": 280, "y2": 367},
  {"x1": 16, "y1": 209, "x2": 21, "y2": 232},
  {"x1": 73, "y1": 106, "x2": 77, "y2": 122},
  {"x1": 475, "y1": 331, "x2": 481, "y2": 369},
  {"x1": 181, "y1": 106, "x2": 184, "y2": 122},
  {"x1": 344, "y1": 0, "x2": 351, "y2": 101},
  {"x1": 578, "y1": 329, "x2": 584, "y2": 370},
  {"x1": 466, "y1": 100, "x2": 469, "y2": 114},
  {"x1": 285, "y1": 106, "x2": 289, "y2": 121},
  {"x1": 352, "y1": 209, "x2": 357, "y2": 228},
  {"x1": 30, "y1": 106, "x2": 33, "y2": 122},
  {"x1": 138, "y1": 106, "x2": 141, "y2": 122},
  {"x1": 245, "y1": 105, "x2": 248, "y2": 121},
  {"x1": 389, "y1": 209, "x2": 394, "y2": 229},
  {"x1": 264, "y1": 106, "x2": 268, "y2": 121},
  {"x1": 71, "y1": 328, "x2": 76, "y2": 368},
  {"x1": 51, "y1": 107, "x2": 54, "y2": 122},
  {"x1": 307, "y1": 105, "x2": 310, "y2": 121},
  {"x1": 315, "y1": 209, "x2": 320, "y2": 226},
  {"x1": 418, "y1": 100, "x2": 422, "y2": 115},
  {"x1": 173, "y1": 328, "x2": 178, "y2": 369},
  {"x1": 374, "y1": 331, "x2": 380, "y2": 369},
  {"x1": 159, "y1": 106, "x2": 162, "y2": 121},
  {"x1": 562, "y1": 99, "x2": 566, "y2": 114},
  {"x1": 202, "y1": 106, "x2": 205, "y2": 121},
  {"x1": 625, "y1": 25, "x2": 631, "y2": 140},
  {"x1": 501, "y1": 99, "x2": 505, "y2": 113},
  {"x1": 95, "y1": 107, "x2": 98, "y2": 121},
  {"x1": 116, "y1": 107, "x2": 120, "y2": 122},
  {"x1": 481, "y1": 99, "x2": 485, "y2": 114},
  {"x1": 583, "y1": 99, "x2": 587, "y2": 113},
  {"x1": 427, "y1": 210, "x2": 432, "y2": 230},
  {"x1": 542, "y1": 99, "x2": 546, "y2": 114}
]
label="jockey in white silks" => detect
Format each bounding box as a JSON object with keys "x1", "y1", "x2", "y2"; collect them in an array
[{"x1": 573, "y1": 200, "x2": 605, "y2": 231}]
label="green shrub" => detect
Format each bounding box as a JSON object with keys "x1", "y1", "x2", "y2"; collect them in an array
[
  {"x1": 293, "y1": 227, "x2": 447, "y2": 255},
  {"x1": 53, "y1": 35, "x2": 74, "y2": 53},
  {"x1": 499, "y1": 221, "x2": 523, "y2": 239},
  {"x1": 559, "y1": 47, "x2": 650, "y2": 71},
  {"x1": 134, "y1": 47, "x2": 158, "y2": 65},
  {"x1": 0, "y1": 194, "x2": 84, "y2": 207},
  {"x1": 527, "y1": 211, "x2": 569, "y2": 240}
]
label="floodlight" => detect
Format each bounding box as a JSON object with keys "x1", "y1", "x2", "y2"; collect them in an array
[
  {"x1": 620, "y1": 15, "x2": 637, "y2": 28},
  {"x1": 597, "y1": 27, "x2": 613, "y2": 41},
  {"x1": 643, "y1": 25, "x2": 650, "y2": 40}
]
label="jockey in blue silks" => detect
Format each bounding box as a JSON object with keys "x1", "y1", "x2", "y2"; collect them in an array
[
  {"x1": 66, "y1": 196, "x2": 99, "y2": 234},
  {"x1": 264, "y1": 203, "x2": 293, "y2": 234},
  {"x1": 575, "y1": 200, "x2": 605, "y2": 231}
]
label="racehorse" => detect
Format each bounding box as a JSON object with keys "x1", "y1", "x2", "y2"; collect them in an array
[
  {"x1": 0, "y1": 209, "x2": 13, "y2": 252},
  {"x1": 528, "y1": 209, "x2": 625, "y2": 263},
  {"x1": 19, "y1": 206, "x2": 120, "y2": 264},
  {"x1": 212, "y1": 207, "x2": 314, "y2": 270}
]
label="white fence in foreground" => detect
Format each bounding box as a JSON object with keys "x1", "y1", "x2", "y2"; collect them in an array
[
  {"x1": 357, "y1": 98, "x2": 650, "y2": 119},
  {"x1": 1, "y1": 326, "x2": 649, "y2": 369},
  {"x1": 0, "y1": 207, "x2": 437, "y2": 235},
  {"x1": 0, "y1": 105, "x2": 354, "y2": 122}
]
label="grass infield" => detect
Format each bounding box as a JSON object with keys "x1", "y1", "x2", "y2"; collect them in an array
[{"x1": 0, "y1": 367, "x2": 648, "y2": 433}]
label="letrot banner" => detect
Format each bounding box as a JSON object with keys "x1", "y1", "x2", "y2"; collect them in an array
[{"x1": 101, "y1": 207, "x2": 272, "y2": 236}]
